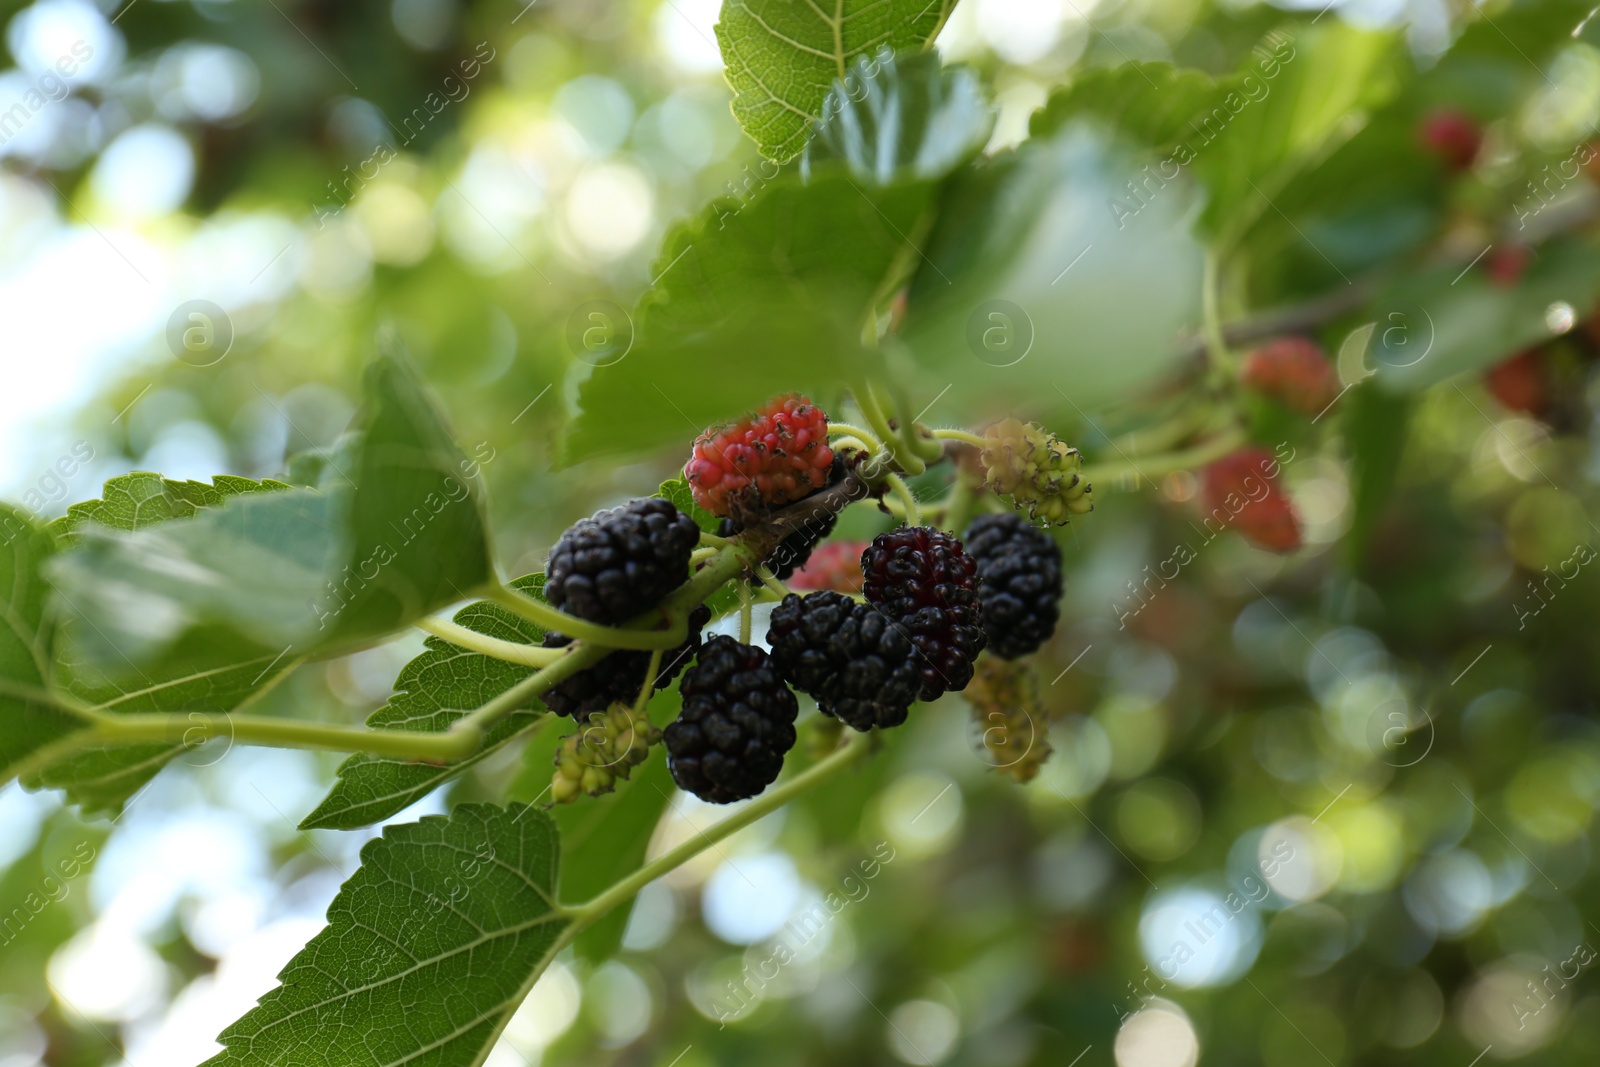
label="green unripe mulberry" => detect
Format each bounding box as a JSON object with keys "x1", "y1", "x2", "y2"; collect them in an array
[
  {"x1": 551, "y1": 702, "x2": 661, "y2": 803},
  {"x1": 980, "y1": 418, "x2": 1093, "y2": 527}
]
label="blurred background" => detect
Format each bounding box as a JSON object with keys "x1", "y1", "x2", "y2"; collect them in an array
[{"x1": 3, "y1": 0, "x2": 1600, "y2": 1066}]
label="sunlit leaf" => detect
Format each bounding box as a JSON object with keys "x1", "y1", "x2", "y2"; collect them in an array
[
  {"x1": 207, "y1": 804, "x2": 568, "y2": 1067},
  {"x1": 0, "y1": 505, "x2": 89, "y2": 784},
  {"x1": 321, "y1": 344, "x2": 494, "y2": 646},
  {"x1": 566, "y1": 169, "x2": 934, "y2": 462},
  {"x1": 26, "y1": 478, "x2": 304, "y2": 813},
  {"x1": 899, "y1": 123, "x2": 1204, "y2": 420},
  {"x1": 50, "y1": 348, "x2": 493, "y2": 677},
  {"x1": 803, "y1": 49, "x2": 992, "y2": 185},
  {"x1": 50, "y1": 472, "x2": 293, "y2": 545},
  {"x1": 717, "y1": 0, "x2": 959, "y2": 162}
]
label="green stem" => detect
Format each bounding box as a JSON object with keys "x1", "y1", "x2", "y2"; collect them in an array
[
  {"x1": 909, "y1": 423, "x2": 946, "y2": 464},
  {"x1": 71, "y1": 711, "x2": 484, "y2": 762},
  {"x1": 754, "y1": 566, "x2": 791, "y2": 599},
  {"x1": 941, "y1": 467, "x2": 978, "y2": 535},
  {"x1": 1081, "y1": 428, "x2": 1247, "y2": 487},
  {"x1": 564, "y1": 733, "x2": 872, "y2": 922},
  {"x1": 457, "y1": 545, "x2": 755, "y2": 739},
  {"x1": 490, "y1": 581, "x2": 688, "y2": 651},
  {"x1": 1110, "y1": 403, "x2": 1215, "y2": 457},
  {"x1": 1202, "y1": 248, "x2": 1233, "y2": 373},
  {"x1": 857, "y1": 383, "x2": 924, "y2": 476},
  {"x1": 884, "y1": 473, "x2": 921, "y2": 526},
  {"x1": 879, "y1": 383, "x2": 931, "y2": 476},
  {"x1": 827, "y1": 421, "x2": 885, "y2": 452},
  {"x1": 933, "y1": 428, "x2": 989, "y2": 450},
  {"x1": 855, "y1": 384, "x2": 895, "y2": 443},
  {"x1": 451, "y1": 642, "x2": 600, "y2": 744},
  {"x1": 416, "y1": 616, "x2": 565, "y2": 667},
  {"x1": 633, "y1": 648, "x2": 664, "y2": 718},
  {"x1": 6, "y1": 543, "x2": 770, "y2": 789},
  {"x1": 739, "y1": 582, "x2": 753, "y2": 644}
]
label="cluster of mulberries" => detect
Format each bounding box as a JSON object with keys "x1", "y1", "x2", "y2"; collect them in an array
[{"x1": 534, "y1": 396, "x2": 1082, "y2": 806}]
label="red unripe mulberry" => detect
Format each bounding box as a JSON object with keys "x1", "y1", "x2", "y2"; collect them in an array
[
  {"x1": 1241, "y1": 336, "x2": 1340, "y2": 415},
  {"x1": 1202, "y1": 448, "x2": 1302, "y2": 553},
  {"x1": 686, "y1": 394, "x2": 834, "y2": 519},
  {"x1": 788, "y1": 539, "x2": 868, "y2": 594},
  {"x1": 1485, "y1": 349, "x2": 1547, "y2": 417},
  {"x1": 1418, "y1": 108, "x2": 1482, "y2": 172}
]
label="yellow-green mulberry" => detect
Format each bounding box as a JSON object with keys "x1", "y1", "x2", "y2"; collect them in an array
[
  {"x1": 980, "y1": 418, "x2": 1093, "y2": 527},
  {"x1": 965, "y1": 657, "x2": 1053, "y2": 783},
  {"x1": 552, "y1": 702, "x2": 661, "y2": 804}
]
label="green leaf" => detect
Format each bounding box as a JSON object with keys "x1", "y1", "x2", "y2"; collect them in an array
[
  {"x1": 1369, "y1": 237, "x2": 1600, "y2": 392},
  {"x1": 716, "y1": 0, "x2": 959, "y2": 162},
  {"x1": 0, "y1": 506, "x2": 90, "y2": 783},
  {"x1": 207, "y1": 804, "x2": 569, "y2": 1067},
  {"x1": 280, "y1": 447, "x2": 329, "y2": 489},
  {"x1": 1231, "y1": 108, "x2": 1442, "y2": 306},
  {"x1": 300, "y1": 575, "x2": 550, "y2": 831},
  {"x1": 899, "y1": 122, "x2": 1205, "y2": 419},
  {"x1": 802, "y1": 49, "x2": 992, "y2": 185},
  {"x1": 322, "y1": 346, "x2": 494, "y2": 646},
  {"x1": 50, "y1": 487, "x2": 343, "y2": 668},
  {"x1": 51, "y1": 347, "x2": 493, "y2": 676},
  {"x1": 34, "y1": 646, "x2": 301, "y2": 814},
  {"x1": 1447, "y1": 0, "x2": 1599, "y2": 112},
  {"x1": 1192, "y1": 25, "x2": 1404, "y2": 237},
  {"x1": 1029, "y1": 61, "x2": 1219, "y2": 151},
  {"x1": 655, "y1": 478, "x2": 720, "y2": 536},
  {"x1": 49, "y1": 472, "x2": 292, "y2": 546},
  {"x1": 565, "y1": 169, "x2": 934, "y2": 462},
  {"x1": 27, "y1": 477, "x2": 304, "y2": 813},
  {"x1": 31, "y1": 743, "x2": 205, "y2": 812},
  {"x1": 38, "y1": 349, "x2": 490, "y2": 814},
  {"x1": 561, "y1": 753, "x2": 673, "y2": 962}
]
